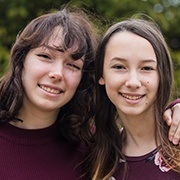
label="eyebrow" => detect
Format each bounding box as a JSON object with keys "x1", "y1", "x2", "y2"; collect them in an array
[
  {"x1": 110, "y1": 57, "x2": 157, "y2": 63},
  {"x1": 43, "y1": 45, "x2": 64, "y2": 52},
  {"x1": 41, "y1": 45, "x2": 84, "y2": 61}
]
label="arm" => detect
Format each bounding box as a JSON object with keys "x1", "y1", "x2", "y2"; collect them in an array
[{"x1": 163, "y1": 99, "x2": 180, "y2": 145}]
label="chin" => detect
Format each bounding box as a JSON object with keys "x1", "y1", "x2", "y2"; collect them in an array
[{"x1": 118, "y1": 107, "x2": 145, "y2": 116}]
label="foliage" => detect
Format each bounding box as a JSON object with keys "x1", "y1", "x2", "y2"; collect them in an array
[{"x1": 0, "y1": 0, "x2": 179, "y2": 97}]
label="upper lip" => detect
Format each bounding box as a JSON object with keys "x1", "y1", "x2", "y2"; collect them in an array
[{"x1": 38, "y1": 84, "x2": 63, "y2": 94}]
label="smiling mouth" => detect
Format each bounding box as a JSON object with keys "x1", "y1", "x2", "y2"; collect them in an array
[
  {"x1": 39, "y1": 85, "x2": 62, "y2": 94},
  {"x1": 121, "y1": 93, "x2": 144, "y2": 100}
]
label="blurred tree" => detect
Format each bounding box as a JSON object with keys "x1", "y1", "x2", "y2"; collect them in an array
[{"x1": 0, "y1": 0, "x2": 179, "y2": 97}]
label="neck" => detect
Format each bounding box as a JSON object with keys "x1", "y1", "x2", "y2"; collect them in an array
[
  {"x1": 119, "y1": 112, "x2": 158, "y2": 156},
  {"x1": 11, "y1": 106, "x2": 59, "y2": 129}
]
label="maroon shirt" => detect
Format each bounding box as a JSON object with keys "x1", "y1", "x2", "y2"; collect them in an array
[
  {"x1": 0, "y1": 122, "x2": 84, "y2": 180},
  {"x1": 165, "y1": 98, "x2": 180, "y2": 110},
  {"x1": 113, "y1": 149, "x2": 180, "y2": 180}
]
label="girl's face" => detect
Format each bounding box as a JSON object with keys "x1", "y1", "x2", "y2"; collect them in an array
[
  {"x1": 99, "y1": 31, "x2": 159, "y2": 117},
  {"x1": 22, "y1": 28, "x2": 83, "y2": 115}
]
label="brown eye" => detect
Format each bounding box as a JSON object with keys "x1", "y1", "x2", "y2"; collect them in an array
[
  {"x1": 142, "y1": 66, "x2": 154, "y2": 71},
  {"x1": 37, "y1": 54, "x2": 51, "y2": 59},
  {"x1": 67, "y1": 63, "x2": 81, "y2": 70},
  {"x1": 113, "y1": 65, "x2": 125, "y2": 69}
]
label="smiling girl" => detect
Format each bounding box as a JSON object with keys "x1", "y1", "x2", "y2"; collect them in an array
[
  {"x1": 89, "y1": 18, "x2": 180, "y2": 180},
  {"x1": 0, "y1": 6, "x2": 99, "y2": 179}
]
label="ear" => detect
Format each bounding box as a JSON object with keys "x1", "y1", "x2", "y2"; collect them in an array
[{"x1": 98, "y1": 77, "x2": 105, "y2": 85}]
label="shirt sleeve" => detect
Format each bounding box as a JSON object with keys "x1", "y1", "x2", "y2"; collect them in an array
[{"x1": 165, "y1": 98, "x2": 180, "y2": 110}]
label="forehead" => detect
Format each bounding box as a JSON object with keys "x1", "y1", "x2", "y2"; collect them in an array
[
  {"x1": 108, "y1": 31, "x2": 148, "y2": 46},
  {"x1": 105, "y1": 31, "x2": 156, "y2": 61},
  {"x1": 47, "y1": 27, "x2": 64, "y2": 47},
  {"x1": 46, "y1": 27, "x2": 79, "y2": 54},
  {"x1": 106, "y1": 31, "x2": 154, "y2": 52}
]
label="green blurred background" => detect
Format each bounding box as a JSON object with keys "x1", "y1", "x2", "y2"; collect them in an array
[{"x1": 0, "y1": 0, "x2": 179, "y2": 98}]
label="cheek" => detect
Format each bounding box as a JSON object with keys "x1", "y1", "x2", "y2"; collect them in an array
[
  {"x1": 23, "y1": 66, "x2": 43, "y2": 83},
  {"x1": 22, "y1": 72, "x2": 35, "y2": 93},
  {"x1": 65, "y1": 72, "x2": 82, "y2": 89},
  {"x1": 104, "y1": 79, "x2": 119, "y2": 98},
  {"x1": 104, "y1": 75, "x2": 121, "y2": 89},
  {"x1": 146, "y1": 75, "x2": 159, "y2": 93}
]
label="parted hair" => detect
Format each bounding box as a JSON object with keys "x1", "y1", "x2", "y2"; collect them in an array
[{"x1": 88, "y1": 17, "x2": 180, "y2": 179}]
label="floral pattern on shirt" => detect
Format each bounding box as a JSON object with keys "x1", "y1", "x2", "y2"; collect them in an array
[
  {"x1": 154, "y1": 151, "x2": 172, "y2": 172},
  {"x1": 109, "y1": 177, "x2": 116, "y2": 180}
]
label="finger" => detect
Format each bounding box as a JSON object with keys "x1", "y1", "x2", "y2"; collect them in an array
[
  {"x1": 169, "y1": 105, "x2": 180, "y2": 145},
  {"x1": 165, "y1": 104, "x2": 180, "y2": 143},
  {"x1": 170, "y1": 105, "x2": 180, "y2": 145},
  {"x1": 169, "y1": 122, "x2": 179, "y2": 144},
  {"x1": 163, "y1": 109, "x2": 172, "y2": 126}
]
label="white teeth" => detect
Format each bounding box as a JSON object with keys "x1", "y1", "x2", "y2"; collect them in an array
[
  {"x1": 40, "y1": 85, "x2": 61, "y2": 94},
  {"x1": 122, "y1": 94, "x2": 142, "y2": 100}
]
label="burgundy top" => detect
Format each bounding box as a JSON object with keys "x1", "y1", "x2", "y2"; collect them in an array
[
  {"x1": 112, "y1": 149, "x2": 180, "y2": 180},
  {"x1": 0, "y1": 122, "x2": 84, "y2": 180},
  {"x1": 111, "y1": 98, "x2": 180, "y2": 179},
  {"x1": 165, "y1": 98, "x2": 180, "y2": 110}
]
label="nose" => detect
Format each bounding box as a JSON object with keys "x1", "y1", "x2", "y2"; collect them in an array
[
  {"x1": 48, "y1": 64, "x2": 63, "y2": 81},
  {"x1": 125, "y1": 71, "x2": 141, "y2": 89}
]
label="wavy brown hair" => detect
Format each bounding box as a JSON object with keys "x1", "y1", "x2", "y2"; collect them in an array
[
  {"x1": 87, "y1": 18, "x2": 180, "y2": 179},
  {"x1": 0, "y1": 5, "x2": 100, "y2": 143}
]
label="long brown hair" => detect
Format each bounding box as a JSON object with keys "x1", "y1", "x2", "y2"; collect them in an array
[
  {"x1": 88, "y1": 18, "x2": 179, "y2": 179},
  {"x1": 0, "y1": 5, "x2": 100, "y2": 143}
]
